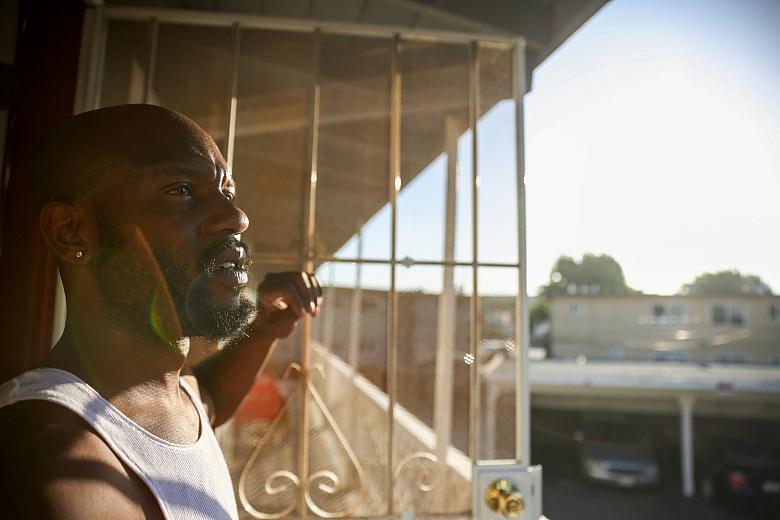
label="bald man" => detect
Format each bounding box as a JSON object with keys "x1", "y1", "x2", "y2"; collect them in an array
[{"x1": 0, "y1": 105, "x2": 321, "y2": 519}]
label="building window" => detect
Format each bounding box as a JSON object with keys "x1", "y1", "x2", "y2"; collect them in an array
[
  {"x1": 649, "y1": 351, "x2": 691, "y2": 362},
  {"x1": 770, "y1": 303, "x2": 779, "y2": 323},
  {"x1": 711, "y1": 303, "x2": 746, "y2": 327},
  {"x1": 607, "y1": 346, "x2": 625, "y2": 360},
  {"x1": 708, "y1": 352, "x2": 752, "y2": 364},
  {"x1": 569, "y1": 302, "x2": 584, "y2": 316},
  {"x1": 650, "y1": 302, "x2": 688, "y2": 325}
]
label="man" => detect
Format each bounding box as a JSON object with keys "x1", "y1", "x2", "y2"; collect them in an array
[{"x1": 0, "y1": 104, "x2": 321, "y2": 519}]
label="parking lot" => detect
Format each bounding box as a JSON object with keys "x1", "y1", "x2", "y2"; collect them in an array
[{"x1": 531, "y1": 412, "x2": 780, "y2": 519}]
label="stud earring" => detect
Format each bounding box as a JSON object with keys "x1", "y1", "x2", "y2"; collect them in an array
[{"x1": 75, "y1": 250, "x2": 84, "y2": 259}]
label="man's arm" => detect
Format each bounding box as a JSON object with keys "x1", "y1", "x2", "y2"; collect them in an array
[
  {"x1": 193, "y1": 272, "x2": 322, "y2": 427},
  {"x1": 0, "y1": 401, "x2": 163, "y2": 519}
]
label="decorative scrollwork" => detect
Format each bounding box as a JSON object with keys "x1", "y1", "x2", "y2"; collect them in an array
[
  {"x1": 237, "y1": 362, "x2": 367, "y2": 518},
  {"x1": 392, "y1": 451, "x2": 444, "y2": 493}
]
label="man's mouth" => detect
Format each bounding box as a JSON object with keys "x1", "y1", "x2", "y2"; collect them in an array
[{"x1": 203, "y1": 243, "x2": 251, "y2": 287}]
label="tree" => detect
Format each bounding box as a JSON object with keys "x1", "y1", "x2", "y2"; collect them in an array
[
  {"x1": 680, "y1": 269, "x2": 773, "y2": 296},
  {"x1": 541, "y1": 253, "x2": 633, "y2": 296}
]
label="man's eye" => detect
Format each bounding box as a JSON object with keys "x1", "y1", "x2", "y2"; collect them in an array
[{"x1": 167, "y1": 185, "x2": 193, "y2": 197}]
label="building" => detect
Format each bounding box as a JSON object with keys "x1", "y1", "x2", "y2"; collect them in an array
[{"x1": 549, "y1": 294, "x2": 780, "y2": 364}]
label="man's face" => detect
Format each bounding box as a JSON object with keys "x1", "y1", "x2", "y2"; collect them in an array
[{"x1": 89, "y1": 125, "x2": 255, "y2": 345}]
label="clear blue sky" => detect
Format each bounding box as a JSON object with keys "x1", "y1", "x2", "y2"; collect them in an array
[{"x1": 327, "y1": 0, "x2": 780, "y2": 297}]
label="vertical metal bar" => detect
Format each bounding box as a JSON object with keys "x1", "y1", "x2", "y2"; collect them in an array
[
  {"x1": 226, "y1": 23, "x2": 241, "y2": 174},
  {"x1": 347, "y1": 232, "x2": 363, "y2": 369},
  {"x1": 92, "y1": 8, "x2": 108, "y2": 110},
  {"x1": 298, "y1": 28, "x2": 321, "y2": 520},
  {"x1": 142, "y1": 17, "x2": 159, "y2": 104},
  {"x1": 468, "y1": 41, "x2": 481, "y2": 466},
  {"x1": 512, "y1": 38, "x2": 530, "y2": 465},
  {"x1": 385, "y1": 33, "x2": 401, "y2": 517},
  {"x1": 74, "y1": 7, "x2": 102, "y2": 114},
  {"x1": 433, "y1": 116, "x2": 458, "y2": 492}
]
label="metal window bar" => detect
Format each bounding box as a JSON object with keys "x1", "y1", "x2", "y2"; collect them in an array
[
  {"x1": 385, "y1": 33, "x2": 401, "y2": 516},
  {"x1": 142, "y1": 18, "x2": 159, "y2": 105},
  {"x1": 468, "y1": 41, "x2": 481, "y2": 466},
  {"x1": 225, "y1": 23, "x2": 241, "y2": 175},
  {"x1": 513, "y1": 39, "x2": 529, "y2": 465},
  {"x1": 298, "y1": 28, "x2": 322, "y2": 520}
]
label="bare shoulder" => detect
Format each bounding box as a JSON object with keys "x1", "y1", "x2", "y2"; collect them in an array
[{"x1": 0, "y1": 400, "x2": 163, "y2": 519}]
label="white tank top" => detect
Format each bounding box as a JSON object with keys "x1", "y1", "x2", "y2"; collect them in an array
[{"x1": 0, "y1": 368, "x2": 239, "y2": 520}]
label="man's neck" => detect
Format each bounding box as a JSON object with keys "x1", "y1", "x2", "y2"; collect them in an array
[{"x1": 45, "y1": 318, "x2": 189, "y2": 402}]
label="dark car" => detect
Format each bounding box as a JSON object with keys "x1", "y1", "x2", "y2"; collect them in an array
[{"x1": 701, "y1": 448, "x2": 780, "y2": 505}]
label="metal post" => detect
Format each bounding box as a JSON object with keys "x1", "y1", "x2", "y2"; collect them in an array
[
  {"x1": 513, "y1": 38, "x2": 530, "y2": 465},
  {"x1": 679, "y1": 394, "x2": 696, "y2": 497},
  {"x1": 347, "y1": 232, "x2": 363, "y2": 369},
  {"x1": 298, "y1": 28, "x2": 321, "y2": 520},
  {"x1": 385, "y1": 33, "x2": 402, "y2": 516},
  {"x1": 433, "y1": 116, "x2": 459, "y2": 493},
  {"x1": 142, "y1": 17, "x2": 158, "y2": 104},
  {"x1": 468, "y1": 41, "x2": 481, "y2": 464},
  {"x1": 226, "y1": 22, "x2": 241, "y2": 175}
]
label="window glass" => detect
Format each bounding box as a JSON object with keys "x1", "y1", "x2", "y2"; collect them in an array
[
  {"x1": 397, "y1": 40, "x2": 471, "y2": 263},
  {"x1": 233, "y1": 29, "x2": 313, "y2": 262},
  {"x1": 99, "y1": 19, "x2": 152, "y2": 107},
  {"x1": 152, "y1": 23, "x2": 233, "y2": 151},
  {"x1": 478, "y1": 45, "x2": 517, "y2": 264},
  {"x1": 394, "y1": 265, "x2": 472, "y2": 514},
  {"x1": 315, "y1": 34, "x2": 392, "y2": 261}
]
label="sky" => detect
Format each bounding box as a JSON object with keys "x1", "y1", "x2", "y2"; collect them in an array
[
  {"x1": 328, "y1": 0, "x2": 780, "y2": 297},
  {"x1": 524, "y1": 0, "x2": 780, "y2": 295}
]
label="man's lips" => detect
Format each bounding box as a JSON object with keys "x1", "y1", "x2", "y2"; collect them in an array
[
  {"x1": 211, "y1": 246, "x2": 247, "y2": 270},
  {"x1": 204, "y1": 246, "x2": 250, "y2": 287}
]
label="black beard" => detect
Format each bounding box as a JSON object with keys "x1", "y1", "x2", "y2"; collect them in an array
[{"x1": 93, "y1": 206, "x2": 256, "y2": 344}]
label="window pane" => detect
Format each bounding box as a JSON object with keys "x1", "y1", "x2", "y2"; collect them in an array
[
  {"x1": 152, "y1": 24, "x2": 233, "y2": 151},
  {"x1": 394, "y1": 265, "x2": 472, "y2": 514},
  {"x1": 309, "y1": 262, "x2": 391, "y2": 516},
  {"x1": 99, "y1": 19, "x2": 152, "y2": 107},
  {"x1": 233, "y1": 30, "x2": 313, "y2": 259},
  {"x1": 478, "y1": 267, "x2": 519, "y2": 460},
  {"x1": 478, "y1": 45, "x2": 517, "y2": 264},
  {"x1": 397, "y1": 41, "x2": 472, "y2": 263},
  {"x1": 315, "y1": 35, "x2": 392, "y2": 261}
]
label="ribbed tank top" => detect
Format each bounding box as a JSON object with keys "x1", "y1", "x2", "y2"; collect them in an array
[{"x1": 0, "y1": 368, "x2": 239, "y2": 520}]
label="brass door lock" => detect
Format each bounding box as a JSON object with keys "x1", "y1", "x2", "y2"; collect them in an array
[{"x1": 485, "y1": 478, "x2": 525, "y2": 518}]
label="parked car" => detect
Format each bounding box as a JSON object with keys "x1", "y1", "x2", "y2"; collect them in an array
[
  {"x1": 575, "y1": 414, "x2": 660, "y2": 488},
  {"x1": 701, "y1": 447, "x2": 780, "y2": 506}
]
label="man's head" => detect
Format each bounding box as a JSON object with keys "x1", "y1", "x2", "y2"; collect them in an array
[{"x1": 36, "y1": 104, "x2": 255, "y2": 349}]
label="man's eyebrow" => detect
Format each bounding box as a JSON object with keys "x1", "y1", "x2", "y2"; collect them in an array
[{"x1": 151, "y1": 166, "x2": 234, "y2": 189}]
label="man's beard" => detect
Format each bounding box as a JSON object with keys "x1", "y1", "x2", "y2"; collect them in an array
[{"x1": 93, "y1": 206, "x2": 256, "y2": 345}]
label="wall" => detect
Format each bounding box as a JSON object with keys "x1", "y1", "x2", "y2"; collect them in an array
[{"x1": 550, "y1": 294, "x2": 780, "y2": 363}]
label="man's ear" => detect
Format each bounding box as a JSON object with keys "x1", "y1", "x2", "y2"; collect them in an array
[{"x1": 40, "y1": 202, "x2": 93, "y2": 264}]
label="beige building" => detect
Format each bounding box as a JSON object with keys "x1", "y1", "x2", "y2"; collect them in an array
[{"x1": 549, "y1": 294, "x2": 780, "y2": 364}]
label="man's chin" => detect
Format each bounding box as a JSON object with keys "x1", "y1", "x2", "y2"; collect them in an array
[{"x1": 183, "y1": 296, "x2": 257, "y2": 342}]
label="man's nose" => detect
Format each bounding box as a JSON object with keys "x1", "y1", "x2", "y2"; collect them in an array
[{"x1": 202, "y1": 197, "x2": 249, "y2": 236}]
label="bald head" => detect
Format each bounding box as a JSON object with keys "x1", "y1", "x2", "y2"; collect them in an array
[{"x1": 34, "y1": 104, "x2": 221, "y2": 208}]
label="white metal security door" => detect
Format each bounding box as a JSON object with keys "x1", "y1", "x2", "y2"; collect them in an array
[{"x1": 74, "y1": 6, "x2": 532, "y2": 518}]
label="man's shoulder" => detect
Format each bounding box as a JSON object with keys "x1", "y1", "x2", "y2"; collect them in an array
[{"x1": 0, "y1": 400, "x2": 163, "y2": 519}]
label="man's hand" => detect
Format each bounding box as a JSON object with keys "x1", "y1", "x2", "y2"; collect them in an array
[
  {"x1": 255, "y1": 271, "x2": 323, "y2": 339},
  {"x1": 193, "y1": 272, "x2": 323, "y2": 426}
]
